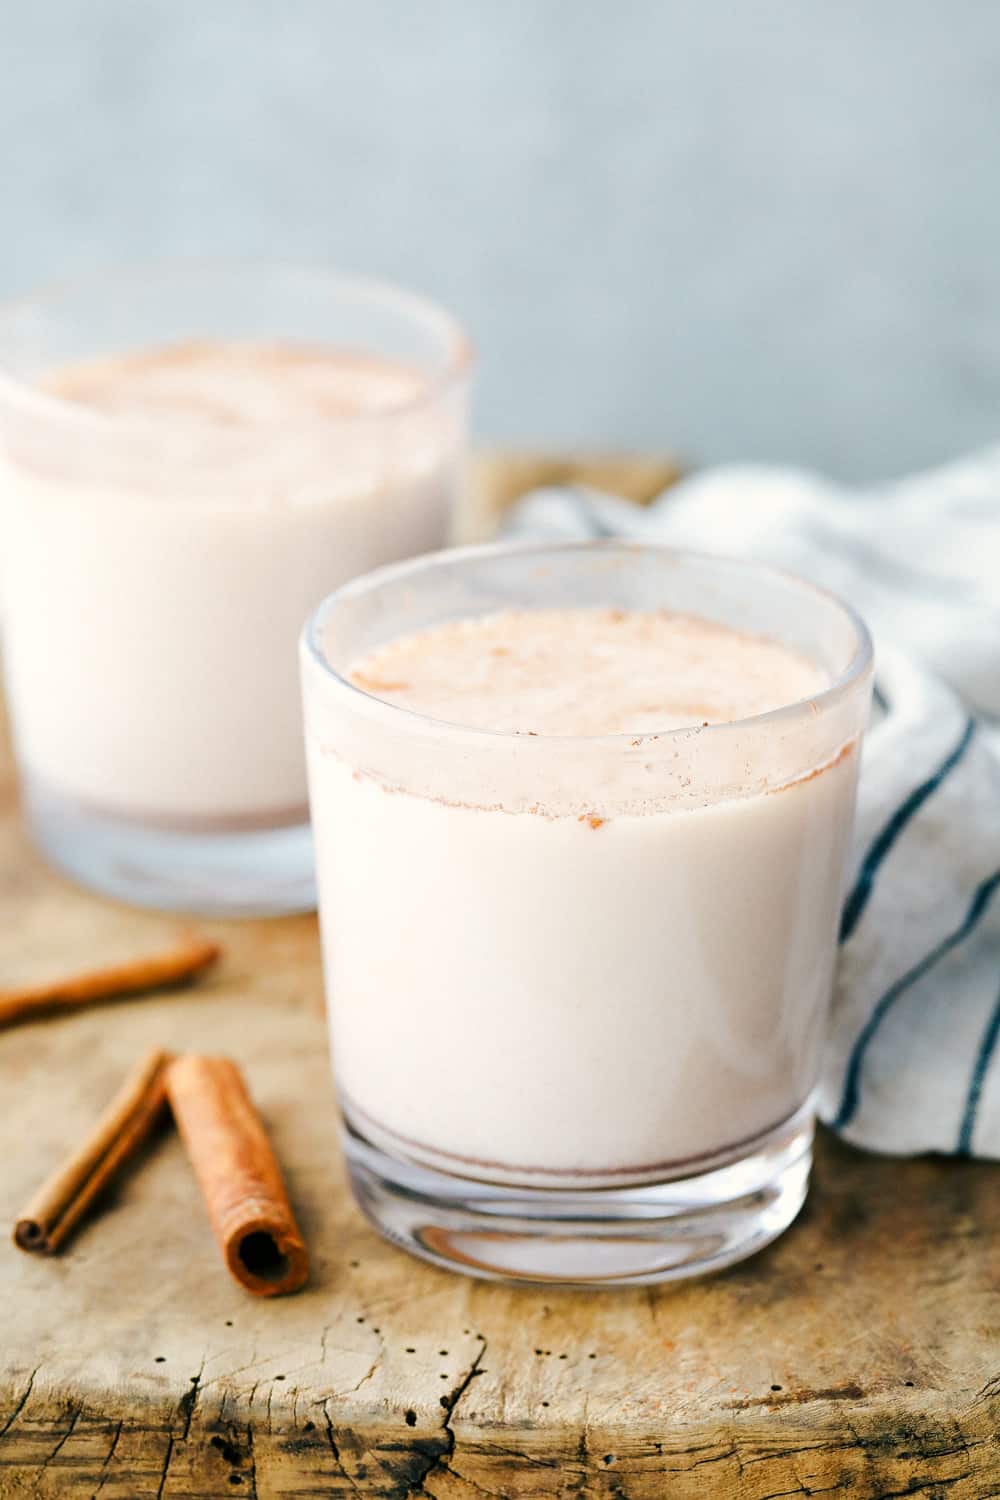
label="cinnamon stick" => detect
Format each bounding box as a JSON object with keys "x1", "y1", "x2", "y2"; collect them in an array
[
  {"x1": 164, "y1": 1055, "x2": 308, "y2": 1296},
  {"x1": 0, "y1": 934, "x2": 219, "y2": 1030},
  {"x1": 14, "y1": 1047, "x2": 171, "y2": 1254}
]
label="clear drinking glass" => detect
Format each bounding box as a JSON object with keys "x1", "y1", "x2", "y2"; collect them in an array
[
  {"x1": 301, "y1": 541, "x2": 873, "y2": 1287},
  {"x1": 0, "y1": 262, "x2": 470, "y2": 914}
]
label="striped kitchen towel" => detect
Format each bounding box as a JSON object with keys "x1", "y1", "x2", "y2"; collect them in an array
[{"x1": 504, "y1": 449, "x2": 1000, "y2": 1160}]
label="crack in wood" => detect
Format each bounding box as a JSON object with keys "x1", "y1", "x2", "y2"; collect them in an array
[
  {"x1": 756, "y1": 1487, "x2": 843, "y2": 1500},
  {"x1": 200, "y1": 1346, "x2": 261, "y2": 1391},
  {"x1": 442, "y1": 1462, "x2": 507, "y2": 1499},
  {"x1": 950, "y1": 1413, "x2": 975, "y2": 1467},
  {"x1": 0, "y1": 1367, "x2": 38, "y2": 1439},
  {"x1": 652, "y1": 1443, "x2": 743, "y2": 1476},
  {"x1": 843, "y1": 1412, "x2": 880, "y2": 1490},
  {"x1": 322, "y1": 1407, "x2": 365, "y2": 1497},
  {"x1": 916, "y1": 1438, "x2": 987, "y2": 1460},
  {"x1": 0, "y1": 1394, "x2": 996, "y2": 1495},
  {"x1": 154, "y1": 1434, "x2": 174, "y2": 1500},
  {"x1": 874, "y1": 1477, "x2": 975, "y2": 1498},
  {"x1": 326, "y1": 1355, "x2": 381, "y2": 1402},
  {"x1": 578, "y1": 1389, "x2": 589, "y2": 1481},
  {"x1": 43, "y1": 1402, "x2": 82, "y2": 1466},
  {"x1": 90, "y1": 1417, "x2": 123, "y2": 1498},
  {"x1": 178, "y1": 1361, "x2": 205, "y2": 1442},
  {"x1": 741, "y1": 1438, "x2": 866, "y2": 1467},
  {"x1": 407, "y1": 1333, "x2": 489, "y2": 1497},
  {"x1": 245, "y1": 1420, "x2": 258, "y2": 1500},
  {"x1": 476, "y1": 1443, "x2": 569, "y2": 1471}
]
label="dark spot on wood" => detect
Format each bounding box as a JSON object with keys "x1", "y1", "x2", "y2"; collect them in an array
[
  {"x1": 588, "y1": 1352, "x2": 597, "y2": 1359},
  {"x1": 155, "y1": 1356, "x2": 165, "y2": 1363},
  {"x1": 405, "y1": 1410, "x2": 416, "y2": 1427},
  {"x1": 357, "y1": 1316, "x2": 365, "y2": 1324},
  {"x1": 303, "y1": 1421, "x2": 315, "y2": 1432},
  {"x1": 905, "y1": 1380, "x2": 914, "y2": 1387},
  {"x1": 405, "y1": 1347, "x2": 415, "y2": 1354},
  {"x1": 210, "y1": 1435, "x2": 245, "y2": 1466},
  {"x1": 440, "y1": 1396, "x2": 450, "y2": 1410},
  {"x1": 225, "y1": 1320, "x2": 233, "y2": 1327},
  {"x1": 229, "y1": 1476, "x2": 242, "y2": 1486},
  {"x1": 829, "y1": 1193, "x2": 871, "y2": 1237},
  {"x1": 440, "y1": 1374, "x2": 448, "y2": 1380},
  {"x1": 274, "y1": 1374, "x2": 285, "y2": 1381},
  {"x1": 439, "y1": 1350, "x2": 448, "y2": 1356},
  {"x1": 176, "y1": 1377, "x2": 200, "y2": 1431},
  {"x1": 771, "y1": 1384, "x2": 782, "y2": 1391},
  {"x1": 729, "y1": 1380, "x2": 866, "y2": 1409},
  {"x1": 541, "y1": 1400, "x2": 549, "y2": 1407},
  {"x1": 603, "y1": 1454, "x2": 615, "y2": 1464},
  {"x1": 373, "y1": 1327, "x2": 380, "y2": 1334},
  {"x1": 350, "y1": 1259, "x2": 359, "y2": 1267},
  {"x1": 559, "y1": 1353, "x2": 568, "y2": 1359}
]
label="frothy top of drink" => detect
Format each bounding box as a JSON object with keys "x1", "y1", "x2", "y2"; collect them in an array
[
  {"x1": 42, "y1": 340, "x2": 428, "y2": 427},
  {"x1": 25, "y1": 340, "x2": 452, "y2": 506},
  {"x1": 348, "y1": 607, "x2": 829, "y2": 736}
]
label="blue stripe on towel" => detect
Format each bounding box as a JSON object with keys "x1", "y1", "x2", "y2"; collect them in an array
[
  {"x1": 832, "y1": 867, "x2": 1000, "y2": 1130},
  {"x1": 570, "y1": 488, "x2": 616, "y2": 538},
  {"x1": 839, "y1": 715, "x2": 976, "y2": 943},
  {"x1": 956, "y1": 979, "x2": 1000, "y2": 1156}
]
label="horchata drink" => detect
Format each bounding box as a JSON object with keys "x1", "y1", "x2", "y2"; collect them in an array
[
  {"x1": 301, "y1": 542, "x2": 872, "y2": 1286},
  {"x1": 0, "y1": 264, "x2": 470, "y2": 913}
]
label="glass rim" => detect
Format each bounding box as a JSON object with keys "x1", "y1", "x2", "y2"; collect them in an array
[
  {"x1": 0, "y1": 256, "x2": 474, "y2": 432},
  {"x1": 302, "y1": 538, "x2": 874, "y2": 748}
]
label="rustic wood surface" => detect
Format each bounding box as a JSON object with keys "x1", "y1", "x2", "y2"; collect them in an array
[
  {"x1": 1, "y1": 455, "x2": 999, "y2": 1499},
  {"x1": 457, "y1": 451, "x2": 682, "y2": 542}
]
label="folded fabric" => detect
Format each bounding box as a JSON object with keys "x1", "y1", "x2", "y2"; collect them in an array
[{"x1": 504, "y1": 453, "x2": 1000, "y2": 1160}]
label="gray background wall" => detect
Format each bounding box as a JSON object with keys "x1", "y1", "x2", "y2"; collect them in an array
[{"x1": 3, "y1": 0, "x2": 1000, "y2": 481}]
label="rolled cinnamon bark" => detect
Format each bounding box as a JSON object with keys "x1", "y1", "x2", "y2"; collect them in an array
[
  {"x1": 0, "y1": 935, "x2": 219, "y2": 1031},
  {"x1": 164, "y1": 1055, "x2": 308, "y2": 1297},
  {"x1": 14, "y1": 1047, "x2": 171, "y2": 1254}
]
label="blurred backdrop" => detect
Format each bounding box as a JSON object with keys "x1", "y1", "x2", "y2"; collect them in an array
[{"x1": 3, "y1": 0, "x2": 1000, "y2": 480}]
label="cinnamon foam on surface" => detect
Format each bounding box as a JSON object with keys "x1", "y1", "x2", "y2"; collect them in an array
[
  {"x1": 347, "y1": 607, "x2": 829, "y2": 737},
  {"x1": 42, "y1": 339, "x2": 426, "y2": 427}
]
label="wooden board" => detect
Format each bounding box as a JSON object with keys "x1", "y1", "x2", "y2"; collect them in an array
[{"x1": 1, "y1": 455, "x2": 999, "y2": 1499}]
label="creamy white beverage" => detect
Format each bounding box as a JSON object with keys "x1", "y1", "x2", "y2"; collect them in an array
[
  {"x1": 307, "y1": 606, "x2": 860, "y2": 1187},
  {"x1": 1, "y1": 341, "x2": 460, "y2": 826}
]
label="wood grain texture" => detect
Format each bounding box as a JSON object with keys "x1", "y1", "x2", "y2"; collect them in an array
[
  {"x1": 1, "y1": 457, "x2": 998, "y2": 1498},
  {"x1": 457, "y1": 451, "x2": 682, "y2": 543}
]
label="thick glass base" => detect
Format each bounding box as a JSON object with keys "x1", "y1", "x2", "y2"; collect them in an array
[
  {"x1": 23, "y1": 778, "x2": 316, "y2": 917},
  {"x1": 343, "y1": 1104, "x2": 814, "y2": 1287}
]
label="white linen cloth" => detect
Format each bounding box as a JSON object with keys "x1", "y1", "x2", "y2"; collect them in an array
[{"x1": 504, "y1": 449, "x2": 1000, "y2": 1159}]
